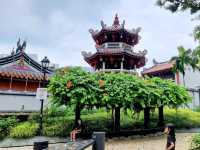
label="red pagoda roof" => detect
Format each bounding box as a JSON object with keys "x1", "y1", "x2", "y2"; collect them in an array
[
  {"x1": 141, "y1": 61, "x2": 174, "y2": 75},
  {"x1": 89, "y1": 14, "x2": 142, "y2": 46},
  {"x1": 82, "y1": 49, "x2": 147, "y2": 68}
]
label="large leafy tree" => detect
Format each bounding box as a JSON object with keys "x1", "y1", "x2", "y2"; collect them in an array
[
  {"x1": 48, "y1": 67, "x2": 100, "y2": 125},
  {"x1": 150, "y1": 77, "x2": 191, "y2": 125},
  {"x1": 127, "y1": 77, "x2": 162, "y2": 128},
  {"x1": 48, "y1": 67, "x2": 191, "y2": 132},
  {"x1": 99, "y1": 72, "x2": 136, "y2": 132},
  {"x1": 191, "y1": 46, "x2": 200, "y2": 69}
]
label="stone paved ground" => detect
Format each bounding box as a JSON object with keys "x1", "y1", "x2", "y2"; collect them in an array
[
  {"x1": 104, "y1": 133, "x2": 194, "y2": 150},
  {"x1": 0, "y1": 133, "x2": 194, "y2": 150}
]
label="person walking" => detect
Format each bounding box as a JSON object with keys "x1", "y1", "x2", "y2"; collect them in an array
[{"x1": 164, "y1": 123, "x2": 176, "y2": 150}]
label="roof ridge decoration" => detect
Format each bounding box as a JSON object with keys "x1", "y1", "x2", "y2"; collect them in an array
[
  {"x1": 15, "y1": 38, "x2": 27, "y2": 66},
  {"x1": 113, "y1": 14, "x2": 120, "y2": 26},
  {"x1": 16, "y1": 38, "x2": 26, "y2": 53},
  {"x1": 152, "y1": 59, "x2": 172, "y2": 65}
]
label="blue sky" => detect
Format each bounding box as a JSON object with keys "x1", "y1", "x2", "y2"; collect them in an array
[{"x1": 0, "y1": 0, "x2": 198, "y2": 68}]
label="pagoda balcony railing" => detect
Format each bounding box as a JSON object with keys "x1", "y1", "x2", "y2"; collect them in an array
[
  {"x1": 96, "y1": 69, "x2": 138, "y2": 74},
  {"x1": 96, "y1": 42, "x2": 132, "y2": 51}
]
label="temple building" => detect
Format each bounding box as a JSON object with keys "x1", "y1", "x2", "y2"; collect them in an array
[
  {"x1": 141, "y1": 59, "x2": 177, "y2": 81},
  {"x1": 82, "y1": 14, "x2": 147, "y2": 73},
  {"x1": 0, "y1": 39, "x2": 53, "y2": 115},
  {"x1": 142, "y1": 59, "x2": 200, "y2": 108}
]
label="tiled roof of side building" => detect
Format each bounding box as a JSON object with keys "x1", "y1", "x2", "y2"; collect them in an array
[
  {"x1": 0, "y1": 39, "x2": 54, "y2": 80},
  {"x1": 0, "y1": 64, "x2": 45, "y2": 80},
  {"x1": 0, "y1": 52, "x2": 53, "y2": 80},
  {"x1": 141, "y1": 61, "x2": 173, "y2": 75}
]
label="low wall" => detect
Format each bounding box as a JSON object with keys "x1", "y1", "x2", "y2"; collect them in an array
[{"x1": 0, "y1": 90, "x2": 48, "y2": 113}]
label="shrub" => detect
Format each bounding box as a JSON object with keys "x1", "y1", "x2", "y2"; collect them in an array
[
  {"x1": 190, "y1": 133, "x2": 200, "y2": 150},
  {"x1": 164, "y1": 108, "x2": 200, "y2": 129},
  {"x1": 43, "y1": 119, "x2": 74, "y2": 137},
  {"x1": 194, "y1": 106, "x2": 200, "y2": 112},
  {"x1": 28, "y1": 112, "x2": 40, "y2": 123},
  {"x1": 43, "y1": 122, "x2": 71, "y2": 137},
  {"x1": 9, "y1": 122, "x2": 38, "y2": 138},
  {"x1": 6, "y1": 108, "x2": 200, "y2": 139},
  {"x1": 0, "y1": 117, "x2": 17, "y2": 139},
  {"x1": 83, "y1": 118, "x2": 112, "y2": 133}
]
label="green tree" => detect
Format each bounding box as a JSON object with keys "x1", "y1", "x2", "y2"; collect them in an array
[
  {"x1": 191, "y1": 46, "x2": 200, "y2": 70},
  {"x1": 150, "y1": 77, "x2": 191, "y2": 125},
  {"x1": 171, "y1": 46, "x2": 192, "y2": 86},
  {"x1": 48, "y1": 67, "x2": 191, "y2": 132},
  {"x1": 156, "y1": 0, "x2": 200, "y2": 14},
  {"x1": 99, "y1": 72, "x2": 136, "y2": 132},
  {"x1": 48, "y1": 67, "x2": 99, "y2": 125}
]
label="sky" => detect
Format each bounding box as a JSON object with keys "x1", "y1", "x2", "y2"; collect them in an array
[{"x1": 0, "y1": 0, "x2": 199, "y2": 68}]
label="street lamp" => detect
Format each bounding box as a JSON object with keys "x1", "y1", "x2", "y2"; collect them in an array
[{"x1": 39, "y1": 56, "x2": 50, "y2": 135}]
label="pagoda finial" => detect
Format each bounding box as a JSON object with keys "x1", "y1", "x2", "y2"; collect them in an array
[
  {"x1": 113, "y1": 14, "x2": 120, "y2": 26},
  {"x1": 100, "y1": 20, "x2": 106, "y2": 29}
]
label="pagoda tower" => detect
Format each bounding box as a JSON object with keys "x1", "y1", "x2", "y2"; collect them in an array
[{"x1": 82, "y1": 14, "x2": 147, "y2": 73}]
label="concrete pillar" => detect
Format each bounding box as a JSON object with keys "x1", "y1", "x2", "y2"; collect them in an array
[
  {"x1": 120, "y1": 61, "x2": 123, "y2": 70},
  {"x1": 102, "y1": 61, "x2": 105, "y2": 70},
  {"x1": 120, "y1": 57, "x2": 124, "y2": 71},
  {"x1": 134, "y1": 65, "x2": 136, "y2": 72},
  {"x1": 92, "y1": 132, "x2": 105, "y2": 150}
]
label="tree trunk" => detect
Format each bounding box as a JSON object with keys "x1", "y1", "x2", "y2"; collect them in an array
[
  {"x1": 111, "y1": 108, "x2": 114, "y2": 131},
  {"x1": 158, "y1": 106, "x2": 164, "y2": 127},
  {"x1": 144, "y1": 107, "x2": 150, "y2": 129},
  {"x1": 183, "y1": 74, "x2": 186, "y2": 87},
  {"x1": 114, "y1": 107, "x2": 120, "y2": 133},
  {"x1": 75, "y1": 104, "x2": 81, "y2": 126}
]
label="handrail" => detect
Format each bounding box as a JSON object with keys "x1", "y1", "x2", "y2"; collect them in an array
[
  {"x1": 96, "y1": 42, "x2": 132, "y2": 51},
  {"x1": 96, "y1": 69, "x2": 137, "y2": 74}
]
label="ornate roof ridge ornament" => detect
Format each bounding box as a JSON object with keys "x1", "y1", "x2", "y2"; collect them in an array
[
  {"x1": 21, "y1": 40, "x2": 27, "y2": 51},
  {"x1": 89, "y1": 29, "x2": 99, "y2": 36},
  {"x1": 121, "y1": 20, "x2": 125, "y2": 29},
  {"x1": 131, "y1": 27, "x2": 142, "y2": 34},
  {"x1": 11, "y1": 47, "x2": 15, "y2": 55},
  {"x1": 139, "y1": 49, "x2": 147, "y2": 55},
  {"x1": 113, "y1": 14, "x2": 120, "y2": 26},
  {"x1": 153, "y1": 58, "x2": 159, "y2": 65},
  {"x1": 100, "y1": 20, "x2": 106, "y2": 29},
  {"x1": 15, "y1": 38, "x2": 27, "y2": 66},
  {"x1": 16, "y1": 38, "x2": 27, "y2": 53},
  {"x1": 81, "y1": 51, "x2": 93, "y2": 58}
]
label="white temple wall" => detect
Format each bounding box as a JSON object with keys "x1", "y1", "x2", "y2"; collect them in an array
[
  {"x1": 0, "y1": 92, "x2": 48, "y2": 112},
  {"x1": 177, "y1": 65, "x2": 200, "y2": 109}
]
